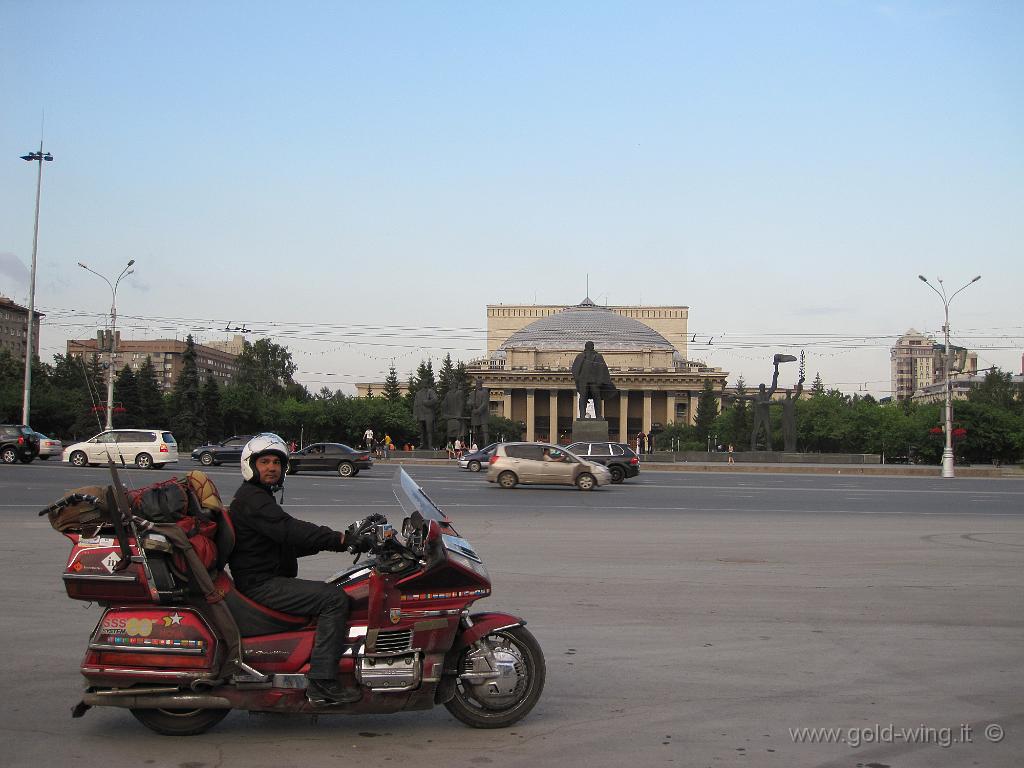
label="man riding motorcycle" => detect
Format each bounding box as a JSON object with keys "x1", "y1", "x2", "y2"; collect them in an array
[{"x1": 228, "y1": 433, "x2": 380, "y2": 705}]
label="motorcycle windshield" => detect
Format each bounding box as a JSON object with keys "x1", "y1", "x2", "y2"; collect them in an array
[{"x1": 393, "y1": 468, "x2": 449, "y2": 524}]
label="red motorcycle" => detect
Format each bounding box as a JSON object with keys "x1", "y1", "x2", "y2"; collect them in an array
[{"x1": 50, "y1": 467, "x2": 545, "y2": 735}]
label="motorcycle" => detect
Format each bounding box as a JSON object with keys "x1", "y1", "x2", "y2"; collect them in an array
[{"x1": 49, "y1": 467, "x2": 545, "y2": 735}]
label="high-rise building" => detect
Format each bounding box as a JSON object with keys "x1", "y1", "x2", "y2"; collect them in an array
[
  {"x1": 890, "y1": 329, "x2": 977, "y2": 400},
  {"x1": 67, "y1": 335, "x2": 240, "y2": 393},
  {"x1": 0, "y1": 295, "x2": 43, "y2": 363}
]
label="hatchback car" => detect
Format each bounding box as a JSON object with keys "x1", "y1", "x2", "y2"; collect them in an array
[
  {"x1": 287, "y1": 442, "x2": 373, "y2": 477},
  {"x1": 191, "y1": 435, "x2": 253, "y2": 466},
  {"x1": 63, "y1": 429, "x2": 179, "y2": 469},
  {"x1": 486, "y1": 442, "x2": 611, "y2": 490},
  {"x1": 566, "y1": 441, "x2": 640, "y2": 483},
  {"x1": 459, "y1": 443, "x2": 497, "y2": 472},
  {"x1": 0, "y1": 424, "x2": 39, "y2": 464},
  {"x1": 33, "y1": 432, "x2": 64, "y2": 460}
]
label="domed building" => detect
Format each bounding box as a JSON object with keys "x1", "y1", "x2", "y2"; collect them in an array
[{"x1": 468, "y1": 299, "x2": 727, "y2": 443}]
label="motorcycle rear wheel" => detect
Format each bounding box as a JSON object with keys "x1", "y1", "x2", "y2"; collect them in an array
[
  {"x1": 445, "y1": 625, "x2": 545, "y2": 729},
  {"x1": 130, "y1": 706, "x2": 230, "y2": 736}
]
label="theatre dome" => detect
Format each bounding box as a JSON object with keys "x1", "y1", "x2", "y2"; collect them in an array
[{"x1": 498, "y1": 298, "x2": 676, "y2": 352}]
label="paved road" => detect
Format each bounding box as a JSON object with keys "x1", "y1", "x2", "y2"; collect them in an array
[{"x1": 1, "y1": 461, "x2": 1022, "y2": 767}]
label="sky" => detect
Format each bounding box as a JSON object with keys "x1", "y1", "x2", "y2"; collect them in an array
[{"x1": 1, "y1": 1, "x2": 1021, "y2": 398}]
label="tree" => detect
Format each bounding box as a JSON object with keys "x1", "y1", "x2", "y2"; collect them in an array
[
  {"x1": 382, "y1": 366, "x2": 403, "y2": 403},
  {"x1": 236, "y1": 338, "x2": 298, "y2": 398},
  {"x1": 811, "y1": 372, "x2": 825, "y2": 397},
  {"x1": 969, "y1": 368, "x2": 1022, "y2": 414},
  {"x1": 201, "y1": 377, "x2": 223, "y2": 441},
  {"x1": 113, "y1": 365, "x2": 140, "y2": 428},
  {"x1": 726, "y1": 376, "x2": 750, "y2": 449},
  {"x1": 694, "y1": 379, "x2": 719, "y2": 438},
  {"x1": 135, "y1": 358, "x2": 165, "y2": 427},
  {"x1": 169, "y1": 335, "x2": 206, "y2": 448}
]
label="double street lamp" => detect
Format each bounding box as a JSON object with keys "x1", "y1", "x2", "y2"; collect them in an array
[
  {"x1": 19, "y1": 144, "x2": 54, "y2": 425},
  {"x1": 79, "y1": 260, "x2": 135, "y2": 430},
  {"x1": 917, "y1": 274, "x2": 981, "y2": 479}
]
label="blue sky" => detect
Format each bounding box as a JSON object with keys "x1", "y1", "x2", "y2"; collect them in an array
[{"x1": 1, "y1": 1, "x2": 1021, "y2": 396}]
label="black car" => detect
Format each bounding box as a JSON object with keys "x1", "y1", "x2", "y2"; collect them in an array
[
  {"x1": 565, "y1": 441, "x2": 640, "y2": 483},
  {"x1": 287, "y1": 443, "x2": 373, "y2": 478},
  {"x1": 458, "y1": 443, "x2": 498, "y2": 472},
  {"x1": 191, "y1": 435, "x2": 253, "y2": 466},
  {"x1": 1, "y1": 424, "x2": 40, "y2": 464}
]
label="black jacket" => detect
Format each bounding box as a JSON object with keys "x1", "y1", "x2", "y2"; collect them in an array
[{"x1": 228, "y1": 481, "x2": 346, "y2": 592}]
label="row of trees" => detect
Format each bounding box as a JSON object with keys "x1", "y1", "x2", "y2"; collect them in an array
[
  {"x1": 0, "y1": 340, "x2": 519, "y2": 452},
  {"x1": 657, "y1": 371, "x2": 1024, "y2": 464},
  {"x1": 3, "y1": 342, "x2": 1020, "y2": 463}
]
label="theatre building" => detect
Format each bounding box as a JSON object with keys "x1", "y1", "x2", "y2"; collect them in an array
[{"x1": 467, "y1": 299, "x2": 728, "y2": 443}]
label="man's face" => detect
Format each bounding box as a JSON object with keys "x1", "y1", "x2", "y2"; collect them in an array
[{"x1": 255, "y1": 454, "x2": 282, "y2": 484}]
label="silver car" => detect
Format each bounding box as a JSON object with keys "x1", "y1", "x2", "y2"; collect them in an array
[
  {"x1": 34, "y1": 432, "x2": 63, "y2": 460},
  {"x1": 486, "y1": 442, "x2": 611, "y2": 490}
]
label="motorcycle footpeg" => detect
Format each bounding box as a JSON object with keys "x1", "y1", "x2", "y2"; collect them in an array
[{"x1": 71, "y1": 700, "x2": 92, "y2": 718}]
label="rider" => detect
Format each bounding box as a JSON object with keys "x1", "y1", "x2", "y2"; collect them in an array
[{"x1": 228, "y1": 433, "x2": 379, "y2": 705}]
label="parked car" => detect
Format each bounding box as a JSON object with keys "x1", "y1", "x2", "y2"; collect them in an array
[
  {"x1": 33, "y1": 432, "x2": 64, "y2": 460},
  {"x1": 459, "y1": 443, "x2": 497, "y2": 472},
  {"x1": 565, "y1": 441, "x2": 640, "y2": 483},
  {"x1": 287, "y1": 442, "x2": 373, "y2": 477},
  {"x1": 486, "y1": 442, "x2": 611, "y2": 490},
  {"x1": 63, "y1": 429, "x2": 178, "y2": 469},
  {"x1": 191, "y1": 435, "x2": 253, "y2": 466},
  {"x1": 0, "y1": 424, "x2": 39, "y2": 464}
]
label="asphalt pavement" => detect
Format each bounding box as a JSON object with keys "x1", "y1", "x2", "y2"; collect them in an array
[{"x1": 1, "y1": 460, "x2": 1022, "y2": 767}]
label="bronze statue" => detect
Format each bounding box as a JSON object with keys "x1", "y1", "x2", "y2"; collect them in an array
[
  {"x1": 736, "y1": 355, "x2": 794, "y2": 450},
  {"x1": 469, "y1": 378, "x2": 490, "y2": 446},
  {"x1": 441, "y1": 386, "x2": 466, "y2": 442},
  {"x1": 781, "y1": 376, "x2": 805, "y2": 452},
  {"x1": 571, "y1": 341, "x2": 616, "y2": 419},
  {"x1": 413, "y1": 386, "x2": 438, "y2": 449}
]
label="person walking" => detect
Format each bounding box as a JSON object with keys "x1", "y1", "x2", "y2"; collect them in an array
[{"x1": 727, "y1": 444, "x2": 735, "y2": 465}]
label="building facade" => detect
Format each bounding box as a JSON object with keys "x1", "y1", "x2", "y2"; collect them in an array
[
  {"x1": 468, "y1": 298, "x2": 727, "y2": 443},
  {"x1": 890, "y1": 328, "x2": 978, "y2": 401},
  {"x1": 67, "y1": 335, "x2": 240, "y2": 393},
  {"x1": 0, "y1": 295, "x2": 43, "y2": 363}
]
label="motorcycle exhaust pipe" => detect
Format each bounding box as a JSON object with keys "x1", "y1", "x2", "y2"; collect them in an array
[{"x1": 82, "y1": 692, "x2": 231, "y2": 710}]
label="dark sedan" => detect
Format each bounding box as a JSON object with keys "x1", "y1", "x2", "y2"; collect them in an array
[
  {"x1": 287, "y1": 443, "x2": 373, "y2": 478},
  {"x1": 458, "y1": 443, "x2": 498, "y2": 472},
  {"x1": 566, "y1": 441, "x2": 640, "y2": 483},
  {"x1": 191, "y1": 435, "x2": 253, "y2": 466}
]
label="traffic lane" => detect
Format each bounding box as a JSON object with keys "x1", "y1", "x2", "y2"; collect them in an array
[
  {"x1": 4, "y1": 489, "x2": 1022, "y2": 767},
  {"x1": 5, "y1": 461, "x2": 1024, "y2": 520}
]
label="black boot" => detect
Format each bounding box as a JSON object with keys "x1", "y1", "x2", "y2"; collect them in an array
[{"x1": 306, "y1": 677, "x2": 362, "y2": 705}]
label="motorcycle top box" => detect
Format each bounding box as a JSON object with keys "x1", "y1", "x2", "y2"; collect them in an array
[{"x1": 42, "y1": 465, "x2": 545, "y2": 735}]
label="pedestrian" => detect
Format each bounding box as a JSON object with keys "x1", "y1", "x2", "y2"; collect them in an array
[
  {"x1": 383, "y1": 433, "x2": 393, "y2": 460},
  {"x1": 288, "y1": 439, "x2": 297, "y2": 453},
  {"x1": 446, "y1": 441, "x2": 455, "y2": 460},
  {"x1": 363, "y1": 426, "x2": 374, "y2": 451},
  {"x1": 727, "y1": 444, "x2": 735, "y2": 465},
  {"x1": 454, "y1": 438, "x2": 463, "y2": 459}
]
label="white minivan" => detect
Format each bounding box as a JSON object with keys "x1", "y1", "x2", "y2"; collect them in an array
[{"x1": 63, "y1": 429, "x2": 179, "y2": 469}]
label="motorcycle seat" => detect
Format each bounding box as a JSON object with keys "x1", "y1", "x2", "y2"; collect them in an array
[{"x1": 213, "y1": 571, "x2": 314, "y2": 637}]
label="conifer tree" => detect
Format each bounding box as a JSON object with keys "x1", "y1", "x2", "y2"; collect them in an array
[
  {"x1": 169, "y1": 335, "x2": 206, "y2": 447},
  {"x1": 383, "y1": 366, "x2": 402, "y2": 403}
]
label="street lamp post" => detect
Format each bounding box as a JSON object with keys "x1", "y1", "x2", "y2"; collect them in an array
[
  {"x1": 19, "y1": 144, "x2": 54, "y2": 426},
  {"x1": 917, "y1": 274, "x2": 981, "y2": 479},
  {"x1": 79, "y1": 260, "x2": 135, "y2": 430}
]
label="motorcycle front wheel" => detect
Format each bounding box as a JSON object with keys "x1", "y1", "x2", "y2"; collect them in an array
[
  {"x1": 130, "y1": 706, "x2": 230, "y2": 736},
  {"x1": 445, "y1": 625, "x2": 545, "y2": 729}
]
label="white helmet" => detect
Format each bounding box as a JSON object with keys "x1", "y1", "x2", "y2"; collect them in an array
[{"x1": 241, "y1": 433, "x2": 290, "y2": 483}]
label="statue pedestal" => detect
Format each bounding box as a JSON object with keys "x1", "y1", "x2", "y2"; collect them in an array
[{"x1": 572, "y1": 419, "x2": 609, "y2": 443}]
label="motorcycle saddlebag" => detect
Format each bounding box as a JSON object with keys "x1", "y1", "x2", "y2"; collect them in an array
[{"x1": 63, "y1": 533, "x2": 172, "y2": 603}]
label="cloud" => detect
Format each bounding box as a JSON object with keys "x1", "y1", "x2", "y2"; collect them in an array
[{"x1": 0, "y1": 252, "x2": 29, "y2": 294}]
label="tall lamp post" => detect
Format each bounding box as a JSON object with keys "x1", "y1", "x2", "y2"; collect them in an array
[
  {"x1": 918, "y1": 274, "x2": 981, "y2": 479},
  {"x1": 19, "y1": 144, "x2": 54, "y2": 425},
  {"x1": 79, "y1": 260, "x2": 135, "y2": 430}
]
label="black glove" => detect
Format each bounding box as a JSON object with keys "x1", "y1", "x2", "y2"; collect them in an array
[{"x1": 343, "y1": 513, "x2": 387, "y2": 551}]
